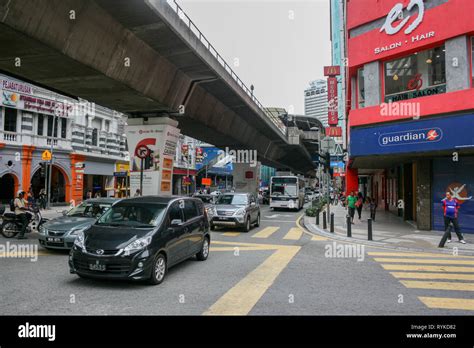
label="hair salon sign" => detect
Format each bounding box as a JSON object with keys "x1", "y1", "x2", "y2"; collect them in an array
[{"x1": 375, "y1": 0, "x2": 435, "y2": 55}]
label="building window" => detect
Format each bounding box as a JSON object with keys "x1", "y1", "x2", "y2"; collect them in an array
[
  {"x1": 47, "y1": 116, "x2": 58, "y2": 137},
  {"x1": 384, "y1": 45, "x2": 446, "y2": 102},
  {"x1": 92, "y1": 128, "x2": 98, "y2": 146},
  {"x1": 357, "y1": 68, "x2": 365, "y2": 108},
  {"x1": 37, "y1": 114, "x2": 44, "y2": 136},
  {"x1": 60, "y1": 118, "x2": 67, "y2": 138},
  {"x1": 4, "y1": 108, "x2": 17, "y2": 132},
  {"x1": 105, "y1": 120, "x2": 110, "y2": 132}
]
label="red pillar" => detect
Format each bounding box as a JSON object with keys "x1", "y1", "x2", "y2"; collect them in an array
[{"x1": 345, "y1": 167, "x2": 358, "y2": 195}]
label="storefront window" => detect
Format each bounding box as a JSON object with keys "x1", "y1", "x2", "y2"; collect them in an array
[
  {"x1": 357, "y1": 68, "x2": 365, "y2": 108},
  {"x1": 471, "y1": 37, "x2": 474, "y2": 85},
  {"x1": 92, "y1": 128, "x2": 98, "y2": 146},
  {"x1": 4, "y1": 108, "x2": 17, "y2": 132},
  {"x1": 384, "y1": 45, "x2": 446, "y2": 102}
]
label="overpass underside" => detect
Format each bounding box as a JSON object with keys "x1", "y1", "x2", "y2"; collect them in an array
[{"x1": 0, "y1": 0, "x2": 315, "y2": 173}]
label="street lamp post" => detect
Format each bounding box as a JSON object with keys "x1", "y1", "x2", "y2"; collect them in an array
[{"x1": 46, "y1": 105, "x2": 59, "y2": 209}]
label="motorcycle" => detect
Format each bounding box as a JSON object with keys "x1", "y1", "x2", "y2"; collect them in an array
[{"x1": 0, "y1": 205, "x2": 47, "y2": 238}]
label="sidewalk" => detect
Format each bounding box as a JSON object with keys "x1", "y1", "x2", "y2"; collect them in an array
[{"x1": 304, "y1": 203, "x2": 474, "y2": 255}]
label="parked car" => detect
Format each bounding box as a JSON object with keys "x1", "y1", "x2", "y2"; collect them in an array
[
  {"x1": 38, "y1": 198, "x2": 120, "y2": 250},
  {"x1": 193, "y1": 193, "x2": 217, "y2": 220},
  {"x1": 69, "y1": 196, "x2": 210, "y2": 285},
  {"x1": 210, "y1": 193, "x2": 260, "y2": 232}
]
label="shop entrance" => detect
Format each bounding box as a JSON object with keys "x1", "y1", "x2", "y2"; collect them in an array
[
  {"x1": 31, "y1": 165, "x2": 67, "y2": 203},
  {"x1": 0, "y1": 174, "x2": 17, "y2": 203}
]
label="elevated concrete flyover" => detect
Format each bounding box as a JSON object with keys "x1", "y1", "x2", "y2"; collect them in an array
[{"x1": 0, "y1": 0, "x2": 315, "y2": 173}]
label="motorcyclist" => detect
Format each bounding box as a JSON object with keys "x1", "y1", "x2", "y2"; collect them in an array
[{"x1": 14, "y1": 190, "x2": 31, "y2": 239}]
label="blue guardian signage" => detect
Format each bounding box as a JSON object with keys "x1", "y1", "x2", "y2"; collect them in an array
[{"x1": 351, "y1": 114, "x2": 474, "y2": 156}]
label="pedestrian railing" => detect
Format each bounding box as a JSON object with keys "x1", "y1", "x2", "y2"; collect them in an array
[{"x1": 166, "y1": 0, "x2": 287, "y2": 136}]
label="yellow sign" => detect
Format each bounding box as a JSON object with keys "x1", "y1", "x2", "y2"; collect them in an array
[
  {"x1": 115, "y1": 163, "x2": 130, "y2": 173},
  {"x1": 41, "y1": 150, "x2": 52, "y2": 161}
]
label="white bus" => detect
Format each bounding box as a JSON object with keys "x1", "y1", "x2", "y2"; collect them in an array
[{"x1": 269, "y1": 176, "x2": 305, "y2": 210}]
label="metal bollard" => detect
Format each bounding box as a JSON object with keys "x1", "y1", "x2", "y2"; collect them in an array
[
  {"x1": 346, "y1": 215, "x2": 351, "y2": 237},
  {"x1": 368, "y1": 218, "x2": 373, "y2": 241},
  {"x1": 316, "y1": 209, "x2": 320, "y2": 226},
  {"x1": 330, "y1": 213, "x2": 334, "y2": 233},
  {"x1": 323, "y1": 211, "x2": 327, "y2": 229}
]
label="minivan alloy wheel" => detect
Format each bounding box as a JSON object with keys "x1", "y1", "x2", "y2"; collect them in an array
[{"x1": 155, "y1": 257, "x2": 166, "y2": 281}]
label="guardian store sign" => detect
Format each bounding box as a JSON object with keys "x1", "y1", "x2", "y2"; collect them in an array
[{"x1": 350, "y1": 114, "x2": 474, "y2": 156}]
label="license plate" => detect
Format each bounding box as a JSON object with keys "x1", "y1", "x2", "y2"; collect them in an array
[
  {"x1": 89, "y1": 262, "x2": 106, "y2": 271},
  {"x1": 47, "y1": 237, "x2": 63, "y2": 243},
  {"x1": 218, "y1": 217, "x2": 230, "y2": 220}
]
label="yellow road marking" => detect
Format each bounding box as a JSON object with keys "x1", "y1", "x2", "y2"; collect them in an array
[
  {"x1": 369, "y1": 252, "x2": 474, "y2": 259},
  {"x1": 418, "y1": 297, "x2": 474, "y2": 311},
  {"x1": 210, "y1": 246, "x2": 270, "y2": 252},
  {"x1": 252, "y1": 226, "x2": 279, "y2": 239},
  {"x1": 212, "y1": 240, "x2": 283, "y2": 249},
  {"x1": 401, "y1": 280, "x2": 474, "y2": 291},
  {"x1": 374, "y1": 258, "x2": 474, "y2": 265},
  {"x1": 221, "y1": 232, "x2": 241, "y2": 237},
  {"x1": 390, "y1": 272, "x2": 474, "y2": 281},
  {"x1": 283, "y1": 227, "x2": 303, "y2": 240},
  {"x1": 381, "y1": 264, "x2": 474, "y2": 273},
  {"x1": 311, "y1": 235, "x2": 328, "y2": 241},
  {"x1": 204, "y1": 245, "x2": 301, "y2": 315}
]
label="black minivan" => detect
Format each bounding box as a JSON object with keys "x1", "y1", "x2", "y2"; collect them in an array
[{"x1": 69, "y1": 196, "x2": 210, "y2": 285}]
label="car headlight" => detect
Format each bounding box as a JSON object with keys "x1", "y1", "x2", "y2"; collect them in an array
[
  {"x1": 73, "y1": 231, "x2": 85, "y2": 249},
  {"x1": 38, "y1": 225, "x2": 47, "y2": 235},
  {"x1": 234, "y1": 208, "x2": 246, "y2": 216},
  {"x1": 124, "y1": 236, "x2": 152, "y2": 254},
  {"x1": 70, "y1": 226, "x2": 88, "y2": 236}
]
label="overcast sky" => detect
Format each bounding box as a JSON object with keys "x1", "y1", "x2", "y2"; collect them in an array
[{"x1": 177, "y1": 0, "x2": 332, "y2": 115}]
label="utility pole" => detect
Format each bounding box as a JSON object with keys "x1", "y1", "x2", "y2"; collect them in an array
[{"x1": 47, "y1": 107, "x2": 58, "y2": 209}]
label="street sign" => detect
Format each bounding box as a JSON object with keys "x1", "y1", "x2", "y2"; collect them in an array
[
  {"x1": 135, "y1": 145, "x2": 150, "y2": 159},
  {"x1": 41, "y1": 150, "x2": 52, "y2": 161},
  {"x1": 321, "y1": 137, "x2": 336, "y2": 153},
  {"x1": 331, "y1": 143, "x2": 344, "y2": 156}
]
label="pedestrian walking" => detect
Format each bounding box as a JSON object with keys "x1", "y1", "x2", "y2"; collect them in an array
[
  {"x1": 38, "y1": 188, "x2": 47, "y2": 210},
  {"x1": 439, "y1": 191, "x2": 466, "y2": 247},
  {"x1": 368, "y1": 197, "x2": 377, "y2": 222},
  {"x1": 346, "y1": 191, "x2": 357, "y2": 224},
  {"x1": 355, "y1": 192, "x2": 364, "y2": 220},
  {"x1": 86, "y1": 190, "x2": 93, "y2": 200}
]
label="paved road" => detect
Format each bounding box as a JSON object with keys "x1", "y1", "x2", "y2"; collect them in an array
[{"x1": 0, "y1": 205, "x2": 473, "y2": 315}]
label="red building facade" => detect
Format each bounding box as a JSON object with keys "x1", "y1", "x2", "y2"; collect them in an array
[{"x1": 345, "y1": 0, "x2": 474, "y2": 232}]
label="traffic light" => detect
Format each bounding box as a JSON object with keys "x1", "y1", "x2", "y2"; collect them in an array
[{"x1": 40, "y1": 162, "x2": 46, "y2": 177}]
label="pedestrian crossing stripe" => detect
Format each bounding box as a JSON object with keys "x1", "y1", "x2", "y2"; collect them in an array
[
  {"x1": 371, "y1": 251, "x2": 474, "y2": 311},
  {"x1": 374, "y1": 258, "x2": 474, "y2": 265},
  {"x1": 368, "y1": 251, "x2": 474, "y2": 259},
  {"x1": 400, "y1": 280, "x2": 474, "y2": 291},
  {"x1": 283, "y1": 228, "x2": 303, "y2": 240},
  {"x1": 390, "y1": 272, "x2": 474, "y2": 281},
  {"x1": 222, "y1": 232, "x2": 241, "y2": 237},
  {"x1": 418, "y1": 297, "x2": 474, "y2": 311},
  {"x1": 311, "y1": 235, "x2": 328, "y2": 241},
  {"x1": 381, "y1": 264, "x2": 474, "y2": 273},
  {"x1": 252, "y1": 227, "x2": 279, "y2": 239}
]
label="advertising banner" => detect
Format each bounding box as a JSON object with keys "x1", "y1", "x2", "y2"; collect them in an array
[
  {"x1": 433, "y1": 157, "x2": 474, "y2": 234},
  {"x1": 327, "y1": 77, "x2": 338, "y2": 126},
  {"x1": 126, "y1": 123, "x2": 180, "y2": 196}
]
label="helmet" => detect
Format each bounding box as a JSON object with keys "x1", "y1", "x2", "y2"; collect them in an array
[{"x1": 17, "y1": 190, "x2": 25, "y2": 196}]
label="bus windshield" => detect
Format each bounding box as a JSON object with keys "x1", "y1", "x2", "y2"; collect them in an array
[{"x1": 271, "y1": 178, "x2": 298, "y2": 197}]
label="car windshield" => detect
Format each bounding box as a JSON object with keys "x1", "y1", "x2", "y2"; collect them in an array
[
  {"x1": 67, "y1": 202, "x2": 112, "y2": 218},
  {"x1": 216, "y1": 194, "x2": 248, "y2": 205},
  {"x1": 96, "y1": 203, "x2": 167, "y2": 227}
]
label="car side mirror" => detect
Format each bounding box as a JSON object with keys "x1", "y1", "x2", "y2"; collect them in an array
[{"x1": 170, "y1": 219, "x2": 183, "y2": 227}]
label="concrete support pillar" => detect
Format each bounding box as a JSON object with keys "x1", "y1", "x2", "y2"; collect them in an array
[
  {"x1": 345, "y1": 167, "x2": 358, "y2": 196},
  {"x1": 232, "y1": 162, "x2": 261, "y2": 194},
  {"x1": 416, "y1": 159, "x2": 432, "y2": 230},
  {"x1": 445, "y1": 35, "x2": 470, "y2": 92},
  {"x1": 363, "y1": 61, "x2": 381, "y2": 106}
]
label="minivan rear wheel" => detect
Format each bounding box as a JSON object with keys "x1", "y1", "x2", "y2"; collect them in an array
[{"x1": 149, "y1": 253, "x2": 167, "y2": 285}]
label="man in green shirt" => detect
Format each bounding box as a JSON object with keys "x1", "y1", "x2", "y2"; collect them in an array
[{"x1": 346, "y1": 191, "x2": 357, "y2": 224}]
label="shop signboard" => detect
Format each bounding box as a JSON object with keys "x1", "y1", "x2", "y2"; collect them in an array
[
  {"x1": 350, "y1": 114, "x2": 474, "y2": 156},
  {"x1": 126, "y1": 123, "x2": 180, "y2": 196}
]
